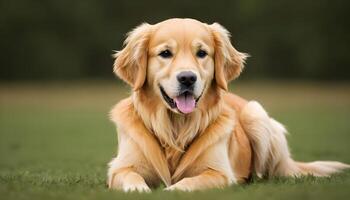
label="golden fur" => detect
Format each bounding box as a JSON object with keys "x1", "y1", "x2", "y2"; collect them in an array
[{"x1": 107, "y1": 18, "x2": 349, "y2": 192}]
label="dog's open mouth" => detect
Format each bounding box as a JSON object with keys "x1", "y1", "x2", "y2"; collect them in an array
[{"x1": 160, "y1": 86, "x2": 200, "y2": 114}]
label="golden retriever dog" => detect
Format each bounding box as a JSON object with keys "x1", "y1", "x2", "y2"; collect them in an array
[{"x1": 107, "y1": 18, "x2": 349, "y2": 192}]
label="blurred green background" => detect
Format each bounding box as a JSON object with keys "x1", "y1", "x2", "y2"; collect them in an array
[
  {"x1": 1, "y1": 82, "x2": 350, "y2": 200},
  {"x1": 1, "y1": 0, "x2": 350, "y2": 81},
  {"x1": 1, "y1": 0, "x2": 350, "y2": 199}
]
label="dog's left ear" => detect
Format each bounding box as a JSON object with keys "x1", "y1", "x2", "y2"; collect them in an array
[
  {"x1": 113, "y1": 23, "x2": 153, "y2": 90},
  {"x1": 209, "y1": 23, "x2": 249, "y2": 90}
]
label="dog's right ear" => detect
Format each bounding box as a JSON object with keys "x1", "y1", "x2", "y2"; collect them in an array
[{"x1": 113, "y1": 23, "x2": 153, "y2": 91}]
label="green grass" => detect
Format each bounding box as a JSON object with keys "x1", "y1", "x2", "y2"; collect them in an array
[{"x1": 0, "y1": 81, "x2": 350, "y2": 200}]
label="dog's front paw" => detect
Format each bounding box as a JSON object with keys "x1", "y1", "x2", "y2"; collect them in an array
[
  {"x1": 164, "y1": 178, "x2": 192, "y2": 192},
  {"x1": 123, "y1": 183, "x2": 151, "y2": 193}
]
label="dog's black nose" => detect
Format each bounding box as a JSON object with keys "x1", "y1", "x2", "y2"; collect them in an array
[{"x1": 177, "y1": 71, "x2": 197, "y2": 87}]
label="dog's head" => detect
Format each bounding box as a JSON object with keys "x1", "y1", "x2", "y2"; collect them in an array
[{"x1": 114, "y1": 18, "x2": 247, "y2": 114}]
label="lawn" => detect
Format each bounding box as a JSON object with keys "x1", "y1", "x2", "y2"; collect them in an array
[{"x1": 0, "y1": 81, "x2": 349, "y2": 200}]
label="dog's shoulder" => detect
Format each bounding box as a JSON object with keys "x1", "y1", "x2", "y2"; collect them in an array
[
  {"x1": 223, "y1": 92, "x2": 248, "y2": 114},
  {"x1": 109, "y1": 96, "x2": 135, "y2": 124}
]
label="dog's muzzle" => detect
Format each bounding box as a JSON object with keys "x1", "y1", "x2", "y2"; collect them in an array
[{"x1": 159, "y1": 84, "x2": 201, "y2": 114}]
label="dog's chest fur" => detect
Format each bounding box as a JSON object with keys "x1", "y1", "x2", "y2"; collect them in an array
[
  {"x1": 154, "y1": 111, "x2": 202, "y2": 174},
  {"x1": 164, "y1": 147, "x2": 184, "y2": 174},
  {"x1": 134, "y1": 91, "x2": 217, "y2": 174}
]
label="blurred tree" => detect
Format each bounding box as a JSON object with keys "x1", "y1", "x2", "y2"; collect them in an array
[{"x1": 0, "y1": 0, "x2": 349, "y2": 80}]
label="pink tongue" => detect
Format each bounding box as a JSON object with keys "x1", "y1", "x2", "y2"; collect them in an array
[{"x1": 174, "y1": 95, "x2": 196, "y2": 114}]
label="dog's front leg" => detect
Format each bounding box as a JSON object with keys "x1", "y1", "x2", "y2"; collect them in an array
[
  {"x1": 108, "y1": 167, "x2": 151, "y2": 192},
  {"x1": 165, "y1": 109, "x2": 236, "y2": 191},
  {"x1": 107, "y1": 133, "x2": 153, "y2": 192},
  {"x1": 165, "y1": 169, "x2": 229, "y2": 191}
]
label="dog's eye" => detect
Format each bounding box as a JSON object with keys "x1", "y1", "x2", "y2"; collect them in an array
[
  {"x1": 158, "y1": 50, "x2": 173, "y2": 58},
  {"x1": 196, "y1": 50, "x2": 207, "y2": 58}
]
